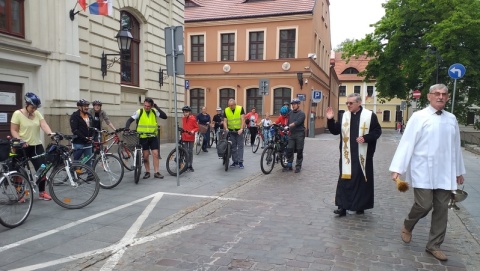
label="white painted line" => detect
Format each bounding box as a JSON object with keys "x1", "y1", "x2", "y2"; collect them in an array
[
  {"x1": 100, "y1": 193, "x2": 163, "y2": 271},
  {"x1": 10, "y1": 223, "x2": 201, "y2": 271}
]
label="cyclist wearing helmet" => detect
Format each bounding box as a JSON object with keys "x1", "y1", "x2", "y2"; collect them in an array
[
  {"x1": 181, "y1": 106, "x2": 198, "y2": 172},
  {"x1": 283, "y1": 98, "x2": 306, "y2": 173},
  {"x1": 70, "y1": 99, "x2": 94, "y2": 167},
  {"x1": 11, "y1": 92, "x2": 54, "y2": 200},
  {"x1": 212, "y1": 107, "x2": 224, "y2": 145},
  {"x1": 196, "y1": 106, "x2": 211, "y2": 152},
  {"x1": 125, "y1": 97, "x2": 167, "y2": 179},
  {"x1": 88, "y1": 100, "x2": 116, "y2": 133},
  {"x1": 275, "y1": 105, "x2": 290, "y2": 126}
]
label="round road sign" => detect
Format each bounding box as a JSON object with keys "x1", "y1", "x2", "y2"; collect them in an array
[{"x1": 412, "y1": 90, "x2": 421, "y2": 99}]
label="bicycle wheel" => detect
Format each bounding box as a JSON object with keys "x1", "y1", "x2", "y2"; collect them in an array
[
  {"x1": 134, "y1": 149, "x2": 142, "y2": 184},
  {"x1": 49, "y1": 163, "x2": 100, "y2": 209},
  {"x1": 94, "y1": 153, "x2": 124, "y2": 189},
  {"x1": 244, "y1": 132, "x2": 251, "y2": 146},
  {"x1": 280, "y1": 151, "x2": 288, "y2": 168},
  {"x1": 195, "y1": 134, "x2": 203, "y2": 155},
  {"x1": 224, "y1": 143, "x2": 231, "y2": 172},
  {"x1": 118, "y1": 144, "x2": 134, "y2": 171},
  {"x1": 252, "y1": 135, "x2": 260, "y2": 153},
  {"x1": 209, "y1": 130, "x2": 215, "y2": 147},
  {"x1": 0, "y1": 173, "x2": 33, "y2": 228},
  {"x1": 166, "y1": 147, "x2": 189, "y2": 176},
  {"x1": 260, "y1": 146, "x2": 276, "y2": 174}
]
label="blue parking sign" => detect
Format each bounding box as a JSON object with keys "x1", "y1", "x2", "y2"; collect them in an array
[{"x1": 312, "y1": 90, "x2": 322, "y2": 103}]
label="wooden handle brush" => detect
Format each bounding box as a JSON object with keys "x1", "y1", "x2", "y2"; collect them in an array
[{"x1": 395, "y1": 178, "x2": 409, "y2": 192}]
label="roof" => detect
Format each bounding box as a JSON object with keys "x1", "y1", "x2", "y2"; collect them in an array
[
  {"x1": 333, "y1": 51, "x2": 372, "y2": 82},
  {"x1": 185, "y1": 0, "x2": 316, "y2": 22}
]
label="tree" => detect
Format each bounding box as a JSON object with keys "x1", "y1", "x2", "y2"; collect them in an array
[{"x1": 340, "y1": 0, "x2": 480, "y2": 123}]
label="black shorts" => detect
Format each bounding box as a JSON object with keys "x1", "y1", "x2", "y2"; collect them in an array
[{"x1": 139, "y1": 136, "x2": 159, "y2": 151}]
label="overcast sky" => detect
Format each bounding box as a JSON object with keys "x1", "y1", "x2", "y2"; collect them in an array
[{"x1": 329, "y1": 0, "x2": 387, "y2": 49}]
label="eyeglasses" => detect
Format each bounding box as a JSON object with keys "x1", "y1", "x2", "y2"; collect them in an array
[
  {"x1": 429, "y1": 92, "x2": 448, "y2": 97},
  {"x1": 345, "y1": 102, "x2": 357, "y2": 106}
]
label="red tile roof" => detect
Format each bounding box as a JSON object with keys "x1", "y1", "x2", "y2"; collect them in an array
[
  {"x1": 333, "y1": 52, "x2": 372, "y2": 82},
  {"x1": 185, "y1": 0, "x2": 316, "y2": 22}
]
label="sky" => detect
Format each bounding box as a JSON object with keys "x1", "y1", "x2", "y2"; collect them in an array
[{"x1": 329, "y1": 0, "x2": 387, "y2": 49}]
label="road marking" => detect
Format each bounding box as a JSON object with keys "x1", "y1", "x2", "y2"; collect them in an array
[
  {"x1": 0, "y1": 191, "x2": 244, "y2": 253},
  {"x1": 100, "y1": 193, "x2": 163, "y2": 271}
]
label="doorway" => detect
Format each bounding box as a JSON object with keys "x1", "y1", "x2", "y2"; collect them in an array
[{"x1": 0, "y1": 82, "x2": 22, "y2": 139}]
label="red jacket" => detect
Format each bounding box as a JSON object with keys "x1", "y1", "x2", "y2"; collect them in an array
[
  {"x1": 275, "y1": 115, "x2": 288, "y2": 126},
  {"x1": 182, "y1": 115, "x2": 198, "y2": 142}
]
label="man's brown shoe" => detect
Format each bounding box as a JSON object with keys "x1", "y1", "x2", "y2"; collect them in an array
[
  {"x1": 401, "y1": 225, "x2": 412, "y2": 243},
  {"x1": 426, "y1": 248, "x2": 448, "y2": 261}
]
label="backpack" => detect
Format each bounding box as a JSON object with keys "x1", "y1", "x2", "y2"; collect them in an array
[{"x1": 216, "y1": 131, "x2": 228, "y2": 158}]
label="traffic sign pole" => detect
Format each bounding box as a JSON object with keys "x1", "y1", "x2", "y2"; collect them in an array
[
  {"x1": 448, "y1": 63, "x2": 466, "y2": 114},
  {"x1": 452, "y1": 79, "x2": 457, "y2": 114}
]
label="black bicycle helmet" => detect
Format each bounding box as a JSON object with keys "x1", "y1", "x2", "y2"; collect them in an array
[
  {"x1": 92, "y1": 100, "x2": 102, "y2": 106},
  {"x1": 24, "y1": 92, "x2": 42, "y2": 108},
  {"x1": 77, "y1": 99, "x2": 90, "y2": 106},
  {"x1": 290, "y1": 98, "x2": 301, "y2": 104},
  {"x1": 182, "y1": 106, "x2": 192, "y2": 112}
]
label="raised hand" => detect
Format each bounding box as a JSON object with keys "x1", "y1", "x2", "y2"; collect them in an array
[{"x1": 326, "y1": 107, "x2": 334, "y2": 119}]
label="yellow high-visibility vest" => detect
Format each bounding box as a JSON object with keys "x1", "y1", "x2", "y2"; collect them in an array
[
  {"x1": 136, "y1": 109, "x2": 157, "y2": 138},
  {"x1": 225, "y1": 105, "x2": 242, "y2": 130}
]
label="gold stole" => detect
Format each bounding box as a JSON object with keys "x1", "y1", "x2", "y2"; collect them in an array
[{"x1": 340, "y1": 109, "x2": 372, "y2": 181}]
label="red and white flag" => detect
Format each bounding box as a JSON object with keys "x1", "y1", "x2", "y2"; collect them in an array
[{"x1": 78, "y1": 0, "x2": 87, "y2": 11}]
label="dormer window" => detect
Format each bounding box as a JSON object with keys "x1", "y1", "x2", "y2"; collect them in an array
[
  {"x1": 186, "y1": 0, "x2": 200, "y2": 7},
  {"x1": 341, "y1": 67, "x2": 359, "y2": 74}
]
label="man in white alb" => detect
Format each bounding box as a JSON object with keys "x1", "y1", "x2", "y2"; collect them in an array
[{"x1": 389, "y1": 83, "x2": 465, "y2": 261}]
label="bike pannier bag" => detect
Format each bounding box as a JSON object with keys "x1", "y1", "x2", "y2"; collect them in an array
[
  {"x1": 198, "y1": 124, "x2": 208, "y2": 134},
  {"x1": 0, "y1": 139, "x2": 10, "y2": 162}
]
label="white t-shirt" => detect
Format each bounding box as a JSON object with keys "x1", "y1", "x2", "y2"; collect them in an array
[{"x1": 261, "y1": 119, "x2": 272, "y2": 127}]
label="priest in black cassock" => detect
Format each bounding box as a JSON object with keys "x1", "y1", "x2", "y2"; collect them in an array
[{"x1": 326, "y1": 93, "x2": 382, "y2": 217}]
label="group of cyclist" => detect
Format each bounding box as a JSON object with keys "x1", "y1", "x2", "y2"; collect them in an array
[{"x1": 8, "y1": 92, "x2": 306, "y2": 203}]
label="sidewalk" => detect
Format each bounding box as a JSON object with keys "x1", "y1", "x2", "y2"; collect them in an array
[{"x1": 64, "y1": 130, "x2": 480, "y2": 271}]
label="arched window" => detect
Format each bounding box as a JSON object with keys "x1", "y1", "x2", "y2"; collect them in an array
[
  {"x1": 120, "y1": 11, "x2": 140, "y2": 86},
  {"x1": 219, "y1": 88, "x2": 235, "y2": 109},
  {"x1": 273, "y1": 87, "x2": 291, "y2": 114},
  {"x1": 341, "y1": 67, "x2": 359, "y2": 74},
  {"x1": 190, "y1": 88, "x2": 204, "y2": 114},
  {"x1": 246, "y1": 88, "x2": 262, "y2": 115}
]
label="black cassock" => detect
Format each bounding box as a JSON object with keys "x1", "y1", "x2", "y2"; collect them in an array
[{"x1": 327, "y1": 107, "x2": 382, "y2": 211}]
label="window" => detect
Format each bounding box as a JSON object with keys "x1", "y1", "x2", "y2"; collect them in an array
[
  {"x1": 273, "y1": 87, "x2": 291, "y2": 114},
  {"x1": 367, "y1": 86, "x2": 374, "y2": 97},
  {"x1": 246, "y1": 88, "x2": 262, "y2": 116},
  {"x1": 221, "y1": 33, "x2": 235, "y2": 61},
  {"x1": 354, "y1": 86, "x2": 360, "y2": 94},
  {"x1": 219, "y1": 88, "x2": 235, "y2": 109},
  {"x1": 0, "y1": 0, "x2": 24, "y2": 38},
  {"x1": 120, "y1": 12, "x2": 140, "y2": 86},
  {"x1": 190, "y1": 88, "x2": 204, "y2": 114},
  {"x1": 185, "y1": 0, "x2": 199, "y2": 7},
  {"x1": 383, "y1": 110, "x2": 391, "y2": 122},
  {"x1": 191, "y1": 35, "x2": 204, "y2": 62},
  {"x1": 249, "y1": 31, "x2": 264, "y2": 60},
  {"x1": 341, "y1": 68, "x2": 359, "y2": 74},
  {"x1": 279, "y1": 29, "x2": 296, "y2": 58},
  {"x1": 339, "y1": 86, "x2": 346, "y2": 96}
]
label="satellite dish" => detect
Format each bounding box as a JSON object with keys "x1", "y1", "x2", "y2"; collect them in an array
[
  {"x1": 223, "y1": 64, "x2": 231, "y2": 73},
  {"x1": 282, "y1": 62, "x2": 291, "y2": 71}
]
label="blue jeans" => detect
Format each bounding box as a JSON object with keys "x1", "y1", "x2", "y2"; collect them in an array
[{"x1": 73, "y1": 143, "x2": 93, "y2": 167}]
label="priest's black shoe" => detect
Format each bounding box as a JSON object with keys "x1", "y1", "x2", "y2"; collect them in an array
[
  {"x1": 356, "y1": 210, "x2": 364, "y2": 215},
  {"x1": 333, "y1": 208, "x2": 346, "y2": 217}
]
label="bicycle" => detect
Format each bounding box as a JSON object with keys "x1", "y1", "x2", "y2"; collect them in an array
[
  {"x1": 73, "y1": 128, "x2": 125, "y2": 189},
  {"x1": 252, "y1": 126, "x2": 269, "y2": 153},
  {"x1": 243, "y1": 128, "x2": 251, "y2": 146},
  {"x1": 93, "y1": 127, "x2": 134, "y2": 172},
  {"x1": 166, "y1": 128, "x2": 191, "y2": 176},
  {"x1": 219, "y1": 130, "x2": 235, "y2": 172},
  {"x1": 11, "y1": 133, "x2": 100, "y2": 209},
  {"x1": 209, "y1": 127, "x2": 217, "y2": 147},
  {"x1": 0, "y1": 140, "x2": 33, "y2": 228},
  {"x1": 123, "y1": 130, "x2": 156, "y2": 184},
  {"x1": 194, "y1": 132, "x2": 204, "y2": 155},
  {"x1": 260, "y1": 124, "x2": 289, "y2": 174}
]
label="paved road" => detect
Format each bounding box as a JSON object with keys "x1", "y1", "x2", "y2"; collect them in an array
[{"x1": 1, "y1": 130, "x2": 480, "y2": 270}]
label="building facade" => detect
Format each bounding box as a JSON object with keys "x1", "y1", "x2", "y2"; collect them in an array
[
  {"x1": 184, "y1": 0, "x2": 339, "y2": 135},
  {"x1": 0, "y1": 0, "x2": 183, "y2": 141},
  {"x1": 333, "y1": 52, "x2": 405, "y2": 130}
]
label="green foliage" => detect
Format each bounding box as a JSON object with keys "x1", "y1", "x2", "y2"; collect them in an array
[{"x1": 341, "y1": 0, "x2": 480, "y2": 121}]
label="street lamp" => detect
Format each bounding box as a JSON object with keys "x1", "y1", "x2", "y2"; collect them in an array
[
  {"x1": 101, "y1": 29, "x2": 133, "y2": 79},
  {"x1": 297, "y1": 72, "x2": 304, "y2": 89}
]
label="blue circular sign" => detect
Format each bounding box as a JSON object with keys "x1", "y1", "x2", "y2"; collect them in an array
[{"x1": 448, "y1": 63, "x2": 466, "y2": 79}]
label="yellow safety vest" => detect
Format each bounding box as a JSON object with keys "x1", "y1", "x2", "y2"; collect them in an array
[
  {"x1": 136, "y1": 109, "x2": 158, "y2": 138},
  {"x1": 225, "y1": 105, "x2": 242, "y2": 130}
]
